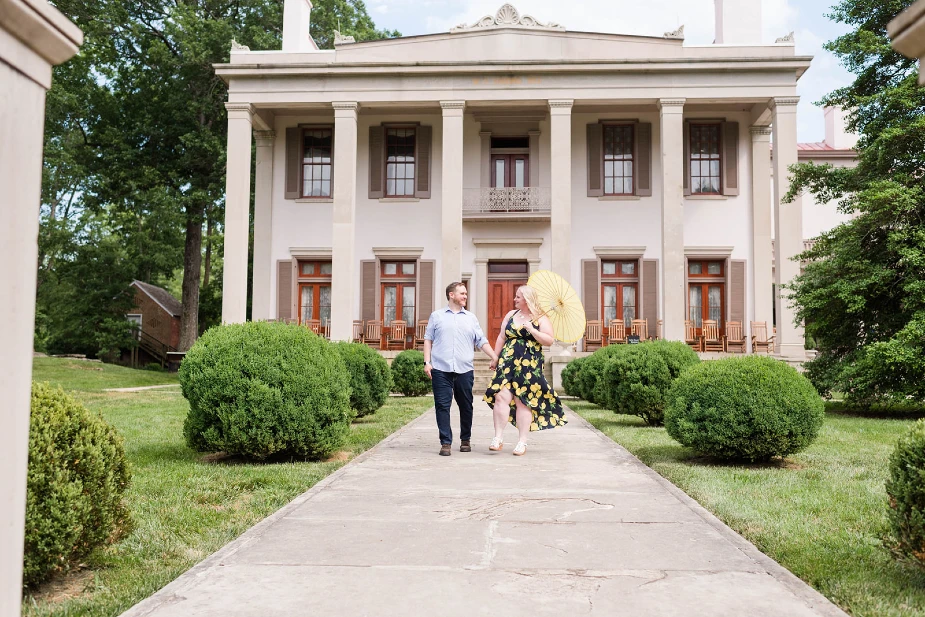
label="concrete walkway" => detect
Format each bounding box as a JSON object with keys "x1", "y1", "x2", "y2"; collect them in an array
[{"x1": 121, "y1": 401, "x2": 847, "y2": 617}]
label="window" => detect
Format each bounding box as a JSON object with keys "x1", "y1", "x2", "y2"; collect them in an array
[
  {"x1": 386, "y1": 128, "x2": 415, "y2": 197},
  {"x1": 298, "y1": 260, "x2": 332, "y2": 326},
  {"x1": 301, "y1": 128, "x2": 333, "y2": 198},
  {"x1": 601, "y1": 260, "x2": 638, "y2": 327},
  {"x1": 689, "y1": 124, "x2": 721, "y2": 195},
  {"x1": 603, "y1": 125, "x2": 634, "y2": 195},
  {"x1": 688, "y1": 260, "x2": 725, "y2": 334},
  {"x1": 381, "y1": 261, "x2": 416, "y2": 325}
]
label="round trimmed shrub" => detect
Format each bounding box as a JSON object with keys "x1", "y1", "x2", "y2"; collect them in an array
[
  {"x1": 391, "y1": 350, "x2": 432, "y2": 396},
  {"x1": 600, "y1": 341, "x2": 700, "y2": 425},
  {"x1": 886, "y1": 419, "x2": 925, "y2": 569},
  {"x1": 575, "y1": 346, "x2": 626, "y2": 404},
  {"x1": 332, "y1": 342, "x2": 392, "y2": 417},
  {"x1": 664, "y1": 356, "x2": 824, "y2": 462},
  {"x1": 25, "y1": 382, "x2": 131, "y2": 588},
  {"x1": 561, "y1": 356, "x2": 586, "y2": 397},
  {"x1": 180, "y1": 322, "x2": 352, "y2": 459}
]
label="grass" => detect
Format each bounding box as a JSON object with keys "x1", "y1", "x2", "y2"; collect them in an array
[
  {"x1": 23, "y1": 358, "x2": 433, "y2": 617},
  {"x1": 567, "y1": 399, "x2": 925, "y2": 617},
  {"x1": 32, "y1": 357, "x2": 179, "y2": 392}
]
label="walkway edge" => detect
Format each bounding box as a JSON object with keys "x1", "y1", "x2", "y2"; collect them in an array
[
  {"x1": 563, "y1": 405, "x2": 850, "y2": 617},
  {"x1": 117, "y1": 405, "x2": 436, "y2": 617}
]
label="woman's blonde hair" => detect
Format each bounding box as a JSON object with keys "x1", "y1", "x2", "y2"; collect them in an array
[{"x1": 518, "y1": 285, "x2": 543, "y2": 320}]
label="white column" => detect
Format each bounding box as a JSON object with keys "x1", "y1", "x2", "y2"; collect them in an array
[
  {"x1": 528, "y1": 129, "x2": 541, "y2": 187},
  {"x1": 251, "y1": 130, "x2": 275, "y2": 321},
  {"x1": 441, "y1": 101, "x2": 465, "y2": 286},
  {"x1": 658, "y1": 98, "x2": 686, "y2": 341},
  {"x1": 475, "y1": 258, "x2": 489, "y2": 330},
  {"x1": 479, "y1": 130, "x2": 491, "y2": 189},
  {"x1": 771, "y1": 97, "x2": 806, "y2": 360},
  {"x1": 221, "y1": 103, "x2": 254, "y2": 324},
  {"x1": 750, "y1": 126, "x2": 773, "y2": 346},
  {"x1": 549, "y1": 99, "x2": 573, "y2": 278},
  {"x1": 1, "y1": 2, "x2": 82, "y2": 614},
  {"x1": 330, "y1": 102, "x2": 359, "y2": 341}
]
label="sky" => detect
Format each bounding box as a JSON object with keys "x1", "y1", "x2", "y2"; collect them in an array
[{"x1": 364, "y1": 0, "x2": 854, "y2": 143}]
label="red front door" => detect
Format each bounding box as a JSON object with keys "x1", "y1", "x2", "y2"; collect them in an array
[{"x1": 487, "y1": 279, "x2": 528, "y2": 345}]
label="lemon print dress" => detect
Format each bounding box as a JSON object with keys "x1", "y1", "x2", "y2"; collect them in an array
[{"x1": 483, "y1": 311, "x2": 567, "y2": 431}]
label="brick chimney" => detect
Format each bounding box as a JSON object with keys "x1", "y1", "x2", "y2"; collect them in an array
[{"x1": 714, "y1": 0, "x2": 762, "y2": 45}]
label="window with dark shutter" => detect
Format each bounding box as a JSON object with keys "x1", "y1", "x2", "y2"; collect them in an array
[
  {"x1": 368, "y1": 126, "x2": 385, "y2": 199},
  {"x1": 603, "y1": 124, "x2": 634, "y2": 196},
  {"x1": 415, "y1": 126, "x2": 432, "y2": 199},
  {"x1": 587, "y1": 123, "x2": 603, "y2": 197}
]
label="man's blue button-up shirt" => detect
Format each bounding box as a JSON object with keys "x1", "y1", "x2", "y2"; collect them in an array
[{"x1": 424, "y1": 305, "x2": 489, "y2": 374}]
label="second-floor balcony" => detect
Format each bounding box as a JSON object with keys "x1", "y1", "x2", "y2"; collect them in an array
[{"x1": 462, "y1": 187, "x2": 551, "y2": 221}]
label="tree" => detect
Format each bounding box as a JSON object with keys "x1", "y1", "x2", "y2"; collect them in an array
[
  {"x1": 43, "y1": 0, "x2": 399, "y2": 352},
  {"x1": 785, "y1": 0, "x2": 925, "y2": 406}
]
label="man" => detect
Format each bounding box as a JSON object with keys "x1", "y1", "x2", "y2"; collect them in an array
[{"x1": 424, "y1": 282, "x2": 498, "y2": 456}]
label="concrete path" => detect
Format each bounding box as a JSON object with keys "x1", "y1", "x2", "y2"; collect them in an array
[{"x1": 121, "y1": 401, "x2": 847, "y2": 617}]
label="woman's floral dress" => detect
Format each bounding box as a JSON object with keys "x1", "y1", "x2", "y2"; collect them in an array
[{"x1": 483, "y1": 311, "x2": 566, "y2": 431}]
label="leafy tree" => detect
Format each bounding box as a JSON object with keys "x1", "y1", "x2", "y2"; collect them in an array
[
  {"x1": 785, "y1": 0, "x2": 925, "y2": 406},
  {"x1": 41, "y1": 0, "x2": 398, "y2": 353}
]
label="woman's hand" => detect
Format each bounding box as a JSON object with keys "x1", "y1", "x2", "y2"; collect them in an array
[{"x1": 489, "y1": 359, "x2": 498, "y2": 371}]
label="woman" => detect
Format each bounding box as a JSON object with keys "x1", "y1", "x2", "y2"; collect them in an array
[{"x1": 483, "y1": 285, "x2": 566, "y2": 456}]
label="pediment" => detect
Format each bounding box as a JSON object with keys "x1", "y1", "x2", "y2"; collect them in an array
[{"x1": 333, "y1": 28, "x2": 684, "y2": 66}]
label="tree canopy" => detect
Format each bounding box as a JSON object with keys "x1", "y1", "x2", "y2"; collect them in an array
[{"x1": 785, "y1": 0, "x2": 925, "y2": 406}]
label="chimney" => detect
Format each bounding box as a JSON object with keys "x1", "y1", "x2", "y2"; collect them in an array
[
  {"x1": 714, "y1": 0, "x2": 762, "y2": 45},
  {"x1": 283, "y1": 0, "x2": 315, "y2": 52},
  {"x1": 824, "y1": 107, "x2": 859, "y2": 150}
]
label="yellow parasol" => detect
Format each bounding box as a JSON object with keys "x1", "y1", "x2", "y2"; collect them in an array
[{"x1": 526, "y1": 270, "x2": 586, "y2": 343}]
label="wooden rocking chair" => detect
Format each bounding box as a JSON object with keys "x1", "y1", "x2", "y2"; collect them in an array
[
  {"x1": 725, "y1": 321, "x2": 746, "y2": 353},
  {"x1": 684, "y1": 320, "x2": 702, "y2": 352},
  {"x1": 751, "y1": 321, "x2": 776, "y2": 354},
  {"x1": 386, "y1": 320, "x2": 408, "y2": 351},
  {"x1": 607, "y1": 320, "x2": 626, "y2": 345},
  {"x1": 414, "y1": 320, "x2": 428, "y2": 350},
  {"x1": 363, "y1": 320, "x2": 382, "y2": 349},
  {"x1": 702, "y1": 319, "x2": 724, "y2": 353},
  {"x1": 584, "y1": 320, "x2": 603, "y2": 351},
  {"x1": 351, "y1": 320, "x2": 363, "y2": 344},
  {"x1": 631, "y1": 318, "x2": 648, "y2": 342}
]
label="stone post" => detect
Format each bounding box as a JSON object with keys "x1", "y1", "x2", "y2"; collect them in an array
[
  {"x1": 441, "y1": 101, "x2": 465, "y2": 286},
  {"x1": 658, "y1": 98, "x2": 686, "y2": 341},
  {"x1": 251, "y1": 130, "x2": 276, "y2": 321},
  {"x1": 330, "y1": 102, "x2": 359, "y2": 341},
  {"x1": 750, "y1": 126, "x2": 773, "y2": 349},
  {"x1": 771, "y1": 97, "x2": 806, "y2": 360},
  {"x1": 0, "y1": 2, "x2": 82, "y2": 614},
  {"x1": 221, "y1": 103, "x2": 254, "y2": 324}
]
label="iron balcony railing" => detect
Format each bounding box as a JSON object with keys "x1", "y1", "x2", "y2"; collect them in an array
[{"x1": 462, "y1": 187, "x2": 551, "y2": 215}]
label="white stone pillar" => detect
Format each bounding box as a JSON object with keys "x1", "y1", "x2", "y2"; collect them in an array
[
  {"x1": 221, "y1": 103, "x2": 254, "y2": 324},
  {"x1": 528, "y1": 129, "x2": 541, "y2": 187},
  {"x1": 251, "y1": 130, "x2": 275, "y2": 321},
  {"x1": 750, "y1": 126, "x2": 773, "y2": 347},
  {"x1": 441, "y1": 101, "x2": 465, "y2": 286},
  {"x1": 475, "y1": 258, "x2": 489, "y2": 330},
  {"x1": 771, "y1": 97, "x2": 806, "y2": 360},
  {"x1": 330, "y1": 102, "x2": 359, "y2": 341},
  {"x1": 479, "y1": 130, "x2": 491, "y2": 189},
  {"x1": 0, "y1": 2, "x2": 81, "y2": 614},
  {"x1": 658, "y1": 98, "x2": 686, "y2": 341},
  {"x1": 548, "y1": 99, "x2": 573, "y2": 278}
]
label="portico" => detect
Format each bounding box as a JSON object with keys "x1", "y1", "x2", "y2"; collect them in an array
[{"x1": 215, "y1": 2, "x2": 812, "y2": 361}]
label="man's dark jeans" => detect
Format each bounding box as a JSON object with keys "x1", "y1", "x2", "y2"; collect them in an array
[{"x1": 431, "y1": 369, "x2": 474, "y2": 446}]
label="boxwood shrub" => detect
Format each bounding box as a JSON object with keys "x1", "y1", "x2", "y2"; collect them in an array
[
  {"x1": 180, "y1": 322, "x2": 352, "y2": 459},
  {"x1": 332, "y1": 342, "x2": 392, "y2": 417},
  {"x1": 664, "y1": 356, "x2": 824, "y2": 462},
  {"x1": 600, "y1": 341, "x2": 700, "y2": 425},
  {"x1": 391, "y1": 349, "x2": 432, "y2": 396},
  {"x1": 575, "y1": 346, "x2": 626, "y2": 404},
  {"x1": 886, "y1": 419, "x2": 925, "y2": 569},
  {"x1": 561, "y1": 356, "x2": 586, "y2": 397},
  {"x1": 25, "y1": 382, "x2": 131, "y2": 588}
]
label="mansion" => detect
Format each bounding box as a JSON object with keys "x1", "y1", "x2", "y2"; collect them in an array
[{"x1": 215, "y1": 0, "x2": 856, "y2": 360}]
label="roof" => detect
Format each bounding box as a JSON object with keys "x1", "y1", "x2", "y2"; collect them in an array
[{"x1": 132, "y1": 281, "x2": 182, "y2": 318}]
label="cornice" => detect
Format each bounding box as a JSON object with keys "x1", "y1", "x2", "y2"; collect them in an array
[
  {"x1": 593, "y1": 246, "x2": 646, "y2": 257},
  {"x1": 254, "y1": 130, "x2": 276, "y2": 145},
  {"x1": 440, "y1": 101, "x2": 466, "y2": 110},
  {"x1": 684, "y1": 246, "x2": 734, "y2": 257},
  {"x1": 771, "y1": 97, "x2": 800, "y2": 107},
  {"x1": 657, "y1": 98, "x2": 686, "y2": 108},
  {"x1": 450, "y1": 4, "x2": 565, "y2": 34},
  {"x1": 548, "y1": 99, "x2": 574, "y2": 109},
  {"x1": 225, "y1": 102, "x2": 254, "y2": 115},
  {"x1": 372, "y1": 247, "x2": 424, "y2": 257},
  {"x1": 332, "y1": 101, "x2": 359, "y2": 111},
  {"x1": 749, "y1": 126, "x2": 772, "y2": 136}
]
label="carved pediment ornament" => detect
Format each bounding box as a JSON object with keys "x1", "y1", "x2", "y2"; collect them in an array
[
  {"x1": 230, "y1": 39, "x2": 250, "y2": 51},
  {"x1": 333, "y1": 30, "x2": 356, "y2": 45},
  {"x1": 451, "y1": 3, "x2": 565, "y2": 33},
  {"x1": 775, "y1": 31, "x2": 795, "y2": 44},
  {"x1": 663, "y1": 25, "x2": 684, "y2": 40}
]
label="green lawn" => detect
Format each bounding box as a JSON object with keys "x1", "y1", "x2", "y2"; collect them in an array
[
  {"x1": 24, "y1": 358, "x2": 433, "y2": 617},
  {"x1": 567, "y1": 400, "x2": 925, "y2": 617}
]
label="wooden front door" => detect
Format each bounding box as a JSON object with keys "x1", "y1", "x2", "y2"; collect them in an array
[
  {"x1": 487, "y1": 279, "x2": 528, "y2": 344},
  {"x1": 491, "y1": 154, "x2": 529, "y2": 188}
]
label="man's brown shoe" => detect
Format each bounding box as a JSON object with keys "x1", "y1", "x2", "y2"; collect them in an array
[
  {"x1": 460, "y1": 440, "x2": 471, "y2": 452},
  {"x1": 439, "y1": 444, "x2": 451, "y2": 456}
]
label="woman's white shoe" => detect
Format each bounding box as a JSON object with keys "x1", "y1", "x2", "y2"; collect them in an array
[
  {"x1": 489, "y1": 437, "x2": 504, "y2": 451},
  {"x1": 512, "y1": 442, "x2": 527, "y2": 456}
]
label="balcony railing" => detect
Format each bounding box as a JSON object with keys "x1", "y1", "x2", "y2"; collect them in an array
[{"x1": 462, "y1": 187, "x2": 551, "y2": 217}]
